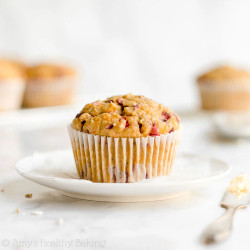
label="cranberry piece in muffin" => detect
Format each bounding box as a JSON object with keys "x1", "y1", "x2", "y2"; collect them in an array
[
  {"x1": 162, "y1": 111, "x2": 170, "y2": 119},
  {"x1": 149, "y1": 124, "x2": 160, "y2": 136}
]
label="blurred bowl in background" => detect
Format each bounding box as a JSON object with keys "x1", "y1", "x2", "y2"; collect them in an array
[{"x1": 213, "y1": 111, "x2": 250, "y2": 138}]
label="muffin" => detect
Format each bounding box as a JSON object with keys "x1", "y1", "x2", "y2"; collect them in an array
[
  {"x1": 197, "y1": 66, "x2": 250, "y2": 111},
  {"x1": 68, "y1": 93, "x2": 182, "y2": 183},
  {"x1": 0, "y1": 59, "x2": 26, "y2": 111},
  {"x1": 23, "y1": 63, "x2": 77, "y2": 107}
]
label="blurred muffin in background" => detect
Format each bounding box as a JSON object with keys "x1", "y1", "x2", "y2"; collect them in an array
[
  {"x1": 23, "y1": 63, "x2": 77, "y2": 107},
  {"x1": 0, "y1": 59, "x2": 26, "y2": 111},
  {"x1": 197, "y1": 66, "x2": 250, "y2": 111}
]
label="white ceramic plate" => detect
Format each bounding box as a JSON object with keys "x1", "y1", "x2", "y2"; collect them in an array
[
  {"x1": 213, "y1": 112, "x2": 250, "y2": 138},
  {"x1": 15, "y1": 150, "x2": 231, "y2": 202}
]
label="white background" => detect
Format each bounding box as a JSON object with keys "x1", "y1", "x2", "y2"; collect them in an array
[
  {"x1": 1, "y1": 0, "x2": 250, "y2": 108},
  {"x1": 0, "y1": 2, "x2": 250, "y2": 250}
]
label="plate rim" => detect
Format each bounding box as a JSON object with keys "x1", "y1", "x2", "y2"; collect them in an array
[{"x1": 15, "y1": 150, "x2": 231, "y2": 187}]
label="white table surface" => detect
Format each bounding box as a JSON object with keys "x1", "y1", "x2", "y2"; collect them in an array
[{"x1": 0, "y1": 106, "x2": 250, "y2": 250}]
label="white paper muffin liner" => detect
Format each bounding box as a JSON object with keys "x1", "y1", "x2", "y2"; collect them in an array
[
  {"x1": 198, "y1": 82, "x2": 250, "y2": 111},
  {"x1": 0, "y1": 79, "x2": 25, "y2": 111},
  {"x1": 68, "y1": 124, "x2": 182, "y2": 183},
  {"x1": 23, "y1": 76, "x2": 76, "y2": 107}
]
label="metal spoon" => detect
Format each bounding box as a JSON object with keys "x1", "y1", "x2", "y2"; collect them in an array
[{"x1": 201, "y1": 191, "x2": 250, "y2": 244}]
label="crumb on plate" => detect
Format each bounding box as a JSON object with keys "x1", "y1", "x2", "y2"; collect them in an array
[
  {"x1": 31, "y1": 211, "x2": 43, "y2": 216},
  {"x1": 56, "y1": 218, "x2": 64, "y2": 225}
]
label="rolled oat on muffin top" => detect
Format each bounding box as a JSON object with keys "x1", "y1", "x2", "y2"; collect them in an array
[
  {"x1": 197, "y1": 66, "x2": 250, "y2": 84},
  {"x1": 26, "y1": 64, "x2": 76, "y2": 80},
  {"x1": 72, "y1": 93, "x2": 180, "y2": 137}
]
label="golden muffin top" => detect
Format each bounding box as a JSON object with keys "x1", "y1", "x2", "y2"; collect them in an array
[
  {"x1": 197, "y1": 66, "x2": 250, "y2": 84},
  {"x1": 72, "y1": 93, "x2": 180, "y2": 138},
  {"x1": 26, "y1": 64, "x2": 76, "y2": 79},
  {"x1": 0, "y1": 59, "x2": 26, "y2": 79}
]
